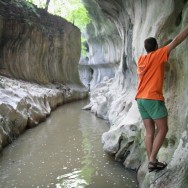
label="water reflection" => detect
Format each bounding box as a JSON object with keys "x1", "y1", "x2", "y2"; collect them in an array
[
  {"x1": 56, "y1": 169, "x2": 88, "y2": 188},
  {"x1": 56, "y1": 132, "x2": 94, "y2": 188},
  {"x1": 56, "y1": 105, "x2": 95, "y2": 188}
]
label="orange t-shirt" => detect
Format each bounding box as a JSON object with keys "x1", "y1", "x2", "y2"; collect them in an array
[{"x1": 135, "y1": 46, "x2": 168, "y2": 101}]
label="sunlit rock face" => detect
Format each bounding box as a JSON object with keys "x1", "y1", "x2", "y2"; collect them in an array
[
  {"x1": 0, "y1": 1, "x2": 82, "y2": 86},
  {"x1": 83, "y1": 0, "x2": 188, "y2": 187}
]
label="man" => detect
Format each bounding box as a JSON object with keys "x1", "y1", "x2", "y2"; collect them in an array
[{"x1": 135, "y1": 26, "x2": 188, "y2": 172}]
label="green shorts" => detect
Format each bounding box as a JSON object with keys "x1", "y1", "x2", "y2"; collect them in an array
[{"x1": 137, "y1": 99, "x2": 168, "y2": 120}]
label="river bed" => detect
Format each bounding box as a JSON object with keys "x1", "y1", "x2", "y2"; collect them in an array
[{"x1": 0, "y1": 100, "x2": 138, "y2": 188}]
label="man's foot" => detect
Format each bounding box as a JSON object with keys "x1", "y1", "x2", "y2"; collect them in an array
[{"x1": 148, "y1": 160, "x2": 167, "y2": 172}]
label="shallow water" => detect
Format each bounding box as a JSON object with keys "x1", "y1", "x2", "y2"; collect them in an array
[{"x1": 0, "y1": 100, "x2": 138, "y2": 188}]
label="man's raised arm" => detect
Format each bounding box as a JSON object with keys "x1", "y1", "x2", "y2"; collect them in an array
[{"x1": 168, "y1": 27, "x2": 188, "y2": 55}]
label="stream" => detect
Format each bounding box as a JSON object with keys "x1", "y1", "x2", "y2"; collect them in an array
[{"x1": 0, "y1": 100, "x2": 138, "y2": 188}]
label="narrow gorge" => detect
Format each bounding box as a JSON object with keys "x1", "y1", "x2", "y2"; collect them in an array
[
  {"x1": 0, "y1": 0, "x2": 87, "y2": 151},
  {"x1": 0, "y1": 0, "x2": 188, "y2": 188}
]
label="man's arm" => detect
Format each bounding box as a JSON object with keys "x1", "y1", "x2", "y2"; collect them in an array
[{"x1": 168, "y1": 27, "x2": 188, "y2": 55}]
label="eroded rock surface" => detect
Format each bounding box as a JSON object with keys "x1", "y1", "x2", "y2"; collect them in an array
[
  {"x1": 0, "y1": 1, "x2": 87, "y2": 151},
  {"x1": 0, "y1": 0, "x2": 82, "y2": 85},
  {"x1": 83, "y1": 0, "x2": 188, "y2": 187},
  {"x1": 79, "y1": 0, "x2": 122, "y2": 89},
  {"x1": 0, "y1": 75, "x2": 87, "y2": 151}
]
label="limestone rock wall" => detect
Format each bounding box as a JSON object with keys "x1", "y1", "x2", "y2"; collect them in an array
[
  {"x1": 0, "y1": 1, "x2": 82, "y2": 85},
  {"x1": 79, "y1": 0, "x2": 122, "y2": 89},
  {"x1": 83, "y1": 0, "x2": 188, "y2": 187},
  {"x1": 0, "y1": 1, "x2": 88, "y2": 151}
]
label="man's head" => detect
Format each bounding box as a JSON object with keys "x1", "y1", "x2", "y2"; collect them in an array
[{"x1": 144, "y1": 37, "x2": 158, "y2": 53}]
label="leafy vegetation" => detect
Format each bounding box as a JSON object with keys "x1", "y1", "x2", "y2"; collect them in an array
[
  {"x1": 25, "y1": 0, "x2": 46, "y2": 8},
  {"x1": 25, "y1": 0, "x2": 90, "y2": 56}
]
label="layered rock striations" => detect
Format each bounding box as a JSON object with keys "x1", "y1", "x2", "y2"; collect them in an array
[
  {"x1": 0, "y1": 1, "x2": 87, "y2": 151},
  {"x1": 0, "y1": 0, "x2": 82, "y2": 85},
  {"x1": 83, "y1": 0, "x2": 188, "y2": 187}
]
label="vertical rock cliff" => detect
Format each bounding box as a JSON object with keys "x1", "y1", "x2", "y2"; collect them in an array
[
  {"x1": 0, "y1": 1, "x2": 87, "y2": 151},
  {"x1": 83, "y1": 0, "x2": 188, "y2": 187},
  {"x1": 79, "y1": 0, "x2": 122, "y2": 89},
  {"x1": 0, "y1": 0, "x2": 82, "y2": 85}
]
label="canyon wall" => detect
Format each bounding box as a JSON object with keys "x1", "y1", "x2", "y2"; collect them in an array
[
  {"x1": 79, "y1": 0, "x2": 122, "y2": 89},
  {"x1": 83, "y1": 0, "x2": 188, "y2": 187},
  {"x1": 0, "y1": 1, "x2": 87, "y2": 151},
  {"x1": 0, "y1": 0, "x2": 82, "y2": 85}
]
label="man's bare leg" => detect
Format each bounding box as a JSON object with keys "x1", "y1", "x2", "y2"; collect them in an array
[
  {"x1": 143, "y1": 119, "x2": 155, "y2": 160},
  {"x1": 149, "y1": 117, "x2": 168, "y2": 162}
]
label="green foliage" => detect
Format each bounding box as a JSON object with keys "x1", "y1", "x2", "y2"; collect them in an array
[
  {"x1": 22, "y1": 1, "x2": 38, "y2": 13},
  {"x1": 81, "y1": 37, "x2": 88, "y2": 57},
  {"x1": 61, "y1": 0, "x2": 90, "y2": 30},
  {"x1": 26, "y1": 0, "x2": 46, "y2": 8},
  {"x1": 25, "y1": 0, "x2": 90, "y2": 56}
]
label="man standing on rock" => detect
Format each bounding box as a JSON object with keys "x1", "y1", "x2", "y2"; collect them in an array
[{"x1": 135, "y1": 26, "x2": 188, "y2": 172}]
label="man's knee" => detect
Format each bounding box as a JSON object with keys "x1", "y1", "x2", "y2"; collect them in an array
[
  {"x1": 157, "y1": 124, "x2": 168, "y2": 134},
  {"x1": 154, "y1": 117, "x2": 168, "y2": 129}
]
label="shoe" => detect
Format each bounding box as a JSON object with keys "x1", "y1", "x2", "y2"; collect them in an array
[{"x1": 148, "y1": 159, "x2": 167, "y2": 172}]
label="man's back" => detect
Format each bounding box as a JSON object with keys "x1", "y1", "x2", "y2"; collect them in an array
[{"x1": 135, "y1": 46, "x2": 168, "y2": 101}]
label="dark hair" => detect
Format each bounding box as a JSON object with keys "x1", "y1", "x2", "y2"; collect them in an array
[{"x1": 144, "y1": 37, "x2": 158, "y2": 53}]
